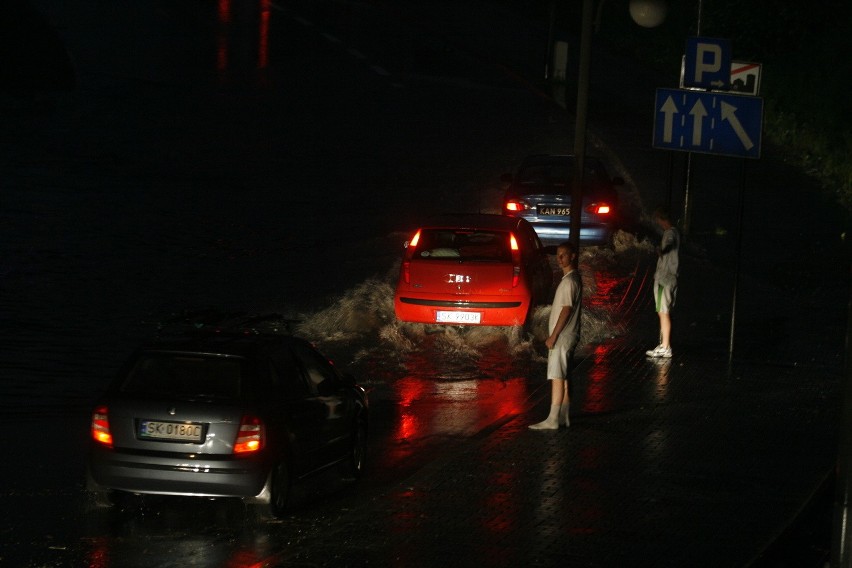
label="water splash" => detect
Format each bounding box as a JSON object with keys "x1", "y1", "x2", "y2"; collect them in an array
[{"x1": 295, "y1": 231, "x2": 654, "y2": 383}]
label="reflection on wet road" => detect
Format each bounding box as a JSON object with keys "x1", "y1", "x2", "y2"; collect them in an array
[
  {"x1": 0, "y1": 0, "x2": 661, "y2": 564},
  {"x1": 0, "y1": 236, "x2": 651, "y2": 567}
]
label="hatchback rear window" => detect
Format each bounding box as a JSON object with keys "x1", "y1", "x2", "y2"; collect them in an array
[
  {"x1": 517, "y1": 160, "x2": 609, "y2": 189},
  {"x1": 120, "y1": 354, "x2": 244, "y2": 399},
  {"x1": 415, "y1": 229, "x2": 511, "y2": 262},
  {"x1": 519, "y1": 164, "x2": 572, "y2": 186}
]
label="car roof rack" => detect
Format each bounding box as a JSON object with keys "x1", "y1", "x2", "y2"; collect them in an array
[{"x1": 154, "y1": 309, "x2": 302, "y2": 338}]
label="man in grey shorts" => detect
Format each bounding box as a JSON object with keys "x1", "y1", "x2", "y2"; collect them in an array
[
  {"x1": 646, "y1": 207, "x2": 679, "y2": 358},
  {"x1": 529, "y1": 241, "x2": 582, "y2": 430}
]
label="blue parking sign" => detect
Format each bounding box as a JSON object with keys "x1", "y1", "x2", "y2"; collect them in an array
[{"x1": 683, "y1": 37, "x2": 731, "y2": 90}]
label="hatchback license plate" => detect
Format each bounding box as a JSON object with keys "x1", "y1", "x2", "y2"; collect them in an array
[
  {"x1": 139, "y1": 420, "x2": 204, "y2": 442},
  {"x1": 539, "y1": 206, "x2": 570, "y2": 216},
  {"x1": 436, "y1": 311, "x2": 482, "y2": 324}
]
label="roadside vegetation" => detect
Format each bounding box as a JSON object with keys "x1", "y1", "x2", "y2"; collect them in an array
[{"x1": 514, "y1": 0, "x2": 852, "y2": 213}]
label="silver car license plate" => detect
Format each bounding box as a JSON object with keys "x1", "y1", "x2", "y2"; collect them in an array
[
  {"x1": 538, "y1": 206, "x2": 570, "y2": 216},
  {"x1": 139, "y1": 420, "x2": 204, "y2": 442}
]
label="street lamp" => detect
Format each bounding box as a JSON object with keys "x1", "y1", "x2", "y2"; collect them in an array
[
  {"x1": 569, "y1": 0, "x2": 666, "y2": 252},
  {"x1": 629, "y1": 0, "x2": 668, "y2": 28}
]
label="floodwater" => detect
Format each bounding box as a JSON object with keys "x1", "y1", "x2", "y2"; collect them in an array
[
  {"x1": 1, "y1": 175, "x2": 653, "y2": 564},
  {"x1": 0, "y1": 0, "x2": 661, "y2": 564}
]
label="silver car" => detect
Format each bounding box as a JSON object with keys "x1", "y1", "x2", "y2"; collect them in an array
[
  {"x1": 501, "y1": 154, "x2": 624, "y2": 246},
  {"x1": 87, "y1": 329, "x2": 368, "y2": 517}
]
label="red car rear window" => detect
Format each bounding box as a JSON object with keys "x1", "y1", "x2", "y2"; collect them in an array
[{"x1": 415, "y1": 229, "x2": 511, "y2": 262}]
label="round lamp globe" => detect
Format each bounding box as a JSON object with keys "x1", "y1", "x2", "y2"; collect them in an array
[{"x1": 629, "y1": 0, "x2": 667, "y2": 28}]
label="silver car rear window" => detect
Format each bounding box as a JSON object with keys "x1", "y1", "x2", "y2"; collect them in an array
[
  {"x1": 121, "y1": 354, "x2": 243, "y2": 398},
  {"x1": 517, "y1": 160, "x2": 609, "y2": 187}
]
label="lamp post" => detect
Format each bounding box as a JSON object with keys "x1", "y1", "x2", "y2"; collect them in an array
[
  {"x1": 568, "y1": 0, "x2": 594, "y2": 253},
  {"x1": 569, "y1": 0, "x2": 666, "y2": 253}
]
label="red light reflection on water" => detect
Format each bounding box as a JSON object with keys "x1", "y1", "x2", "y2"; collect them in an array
[
  {"x1": 215, "y1": 0, "x2": 270, "y2": 83},
  {"x1": 581, "y1": 343, "x2": 615, "y2": 414},
  {"x1": 378, "y1": 331, "x2": 534, "y2": 563},
  {"x1": 86, "y1": 539, "x2": 109, "y2": 568},
  {"x1": 386, "y1": 333, "x2": 531, "y2": 444},
  {"x1": 588, "y1": 269, "x2": 621, "y2": 309},
  {"x1": 216, "y1": 0, "x2": 230, "y2": 78},
  {"x1": 257, "y1": 0, "x2": 270, "y2": 69},
  {"x1": 391, "y1": 373, "x2": 527, "y2": 444},
  {"x1": 480, "y1": 465, "x2": 520, "y2": 539},
  {"x1": 394, "y1": 376, "x2": 428, "y2": 442}
]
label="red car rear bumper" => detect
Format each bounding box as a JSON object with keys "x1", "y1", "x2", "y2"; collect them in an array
[{"x1": 394, "y1": 295, "x2": 530, "y2": 326}]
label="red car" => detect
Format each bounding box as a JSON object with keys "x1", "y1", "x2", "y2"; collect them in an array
[{"x1": 393, "y1": 214, "x2": 553, "y2": 326}]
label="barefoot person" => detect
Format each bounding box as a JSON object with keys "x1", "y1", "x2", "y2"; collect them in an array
[{"x1": 530, "y1": 242, "x2": 582, "y2": 430}]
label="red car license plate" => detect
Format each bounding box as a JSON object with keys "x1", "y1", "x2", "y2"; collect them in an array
[{"x1": 436, "y1": 311, "x2": 482, "y2": 324}]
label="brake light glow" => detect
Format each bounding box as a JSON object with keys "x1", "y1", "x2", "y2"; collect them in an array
[
  {"x1": 91, "y1": 405, "x2": 113, "y2": 448},
  {"x1": 402, "y1": 229, "x2": 421, "y2": 284},
  {"x1": 510, "y1": 232, "x2": 521, "y2": 288},
  {"x1": 504, "y1": 200, "x2": 526, "y2": 212},
  {"x1": 234, "y1": 415, "x2": 265, "y2": 454},
  {"x1": 587, "y1": 203, "x2": 611, "y2": 215},
  {"x1": 408, "y1": 229, "x2": 421, "y2": 248}
]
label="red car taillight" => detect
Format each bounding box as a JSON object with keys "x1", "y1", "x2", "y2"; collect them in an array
[
  {"x1": 234, "y1": 415, "x2": 265, "y2": 454},
  {"x1": 402, "y1": 229, "x2": 422, "y2": 284},
  {"x1": 586, "y1": 202, "x2": 612, "y2": 215},
  {"x1": 510, "y1": 233, "x2": 521, "y2": 288},
  {"x1": 91, "y1": 405, "x2": 113, "y2": 448},
  {"x1": 408, "y1": 229, "x2": 422, "y2": 248}
]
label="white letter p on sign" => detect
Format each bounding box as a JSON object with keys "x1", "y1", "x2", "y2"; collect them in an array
[{"x1": 694, "y1": 43, "x2": 722, "y2": 83}]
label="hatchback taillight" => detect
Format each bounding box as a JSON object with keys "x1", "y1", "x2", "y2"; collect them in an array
[
  {"x1": 402, "y1": 229, "x2": 421, "y2": 285},
  {"x1": 91, "y1": 405, "x2": 113, "y2": 448},
  {"x1": 510, "y1": 233, "x2": 521, "y2": 288},
  {"x1": 234, "y1": 415, "x2": 265, "y2": 454}
]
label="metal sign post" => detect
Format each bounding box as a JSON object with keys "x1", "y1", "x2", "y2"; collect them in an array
[{"x1": 651, "y1": 36, "x2": 764, "y2": 364}]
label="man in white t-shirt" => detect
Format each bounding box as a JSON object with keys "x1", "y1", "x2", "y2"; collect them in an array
[
  {"x1": 529, "y1": 242, "x2": 582, "y2": 430},
  {"x1": 646, "y1": 207, "x2": 679, "y2": 358}
]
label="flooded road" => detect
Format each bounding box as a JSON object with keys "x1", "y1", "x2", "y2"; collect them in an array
[
  {"x1": 7, "y1": 0, "x2": 846, "y2": 565},
  {"x1": 0, "y1": 0, "x2": 652, "y2": 565}
]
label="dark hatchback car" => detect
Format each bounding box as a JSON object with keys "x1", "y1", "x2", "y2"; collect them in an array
[
  {"x1": 87, "y1": 330, "x2": 368, "y2": 517},
  {"x1": 501, "y1": 154, "x2": 624, "y2": 246}
]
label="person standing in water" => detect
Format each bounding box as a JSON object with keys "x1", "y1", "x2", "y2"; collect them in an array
[{"x1": 529, "y1": 241, "x2": 581, "y2": 430}]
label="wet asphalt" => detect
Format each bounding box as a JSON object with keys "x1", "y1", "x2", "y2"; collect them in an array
[{"x1": 2, "y1": 0, "x2": 851, "y2": 566}]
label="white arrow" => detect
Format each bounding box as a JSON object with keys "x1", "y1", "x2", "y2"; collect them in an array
[
  {"x1": 720, "y1": 100, "x2": 754, "y2": 150},
  {"x1": 689, "y1": 98, "x2": 708, "y2": 146},
  {"x1": 660, "y1": 96, "x2": 679, "y2": 143}
]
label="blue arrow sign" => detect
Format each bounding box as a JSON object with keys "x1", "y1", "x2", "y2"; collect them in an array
[{"x1": 653, "y1": 88, "x2": 763, "y2": 159}]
